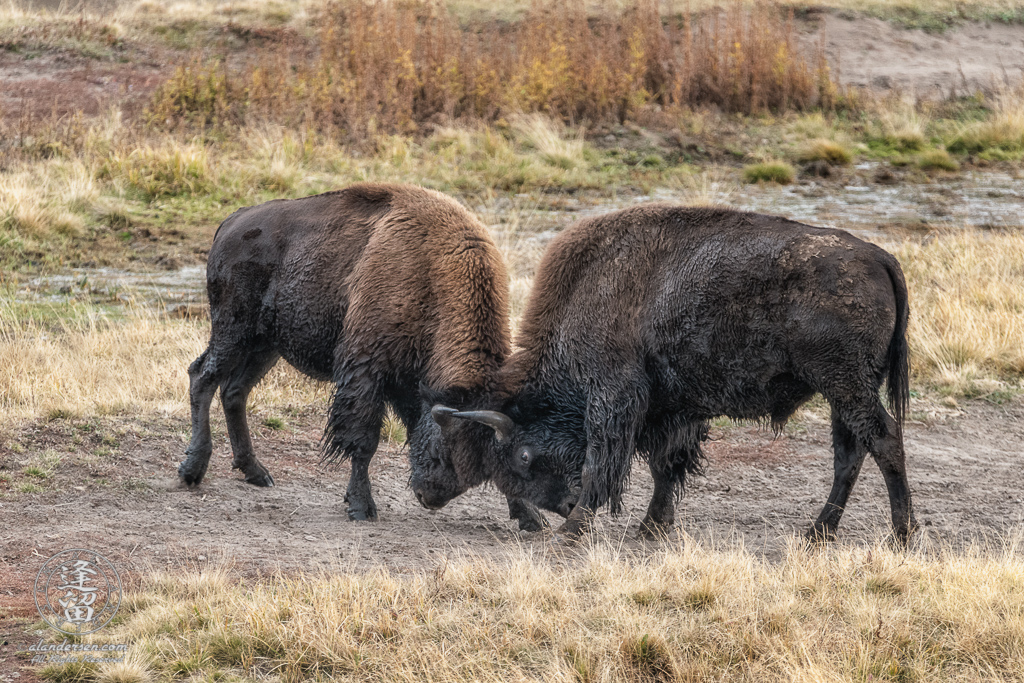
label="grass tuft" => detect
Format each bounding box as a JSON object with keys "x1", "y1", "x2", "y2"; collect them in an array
[
  {"x1": 948, "y1": 88, "x2": 1024, "y2": 156},
  {"x1": 917, "y1": 148, "x2": 959, "y2": 171},
  {"x1": 98, "y1": 142, "x2": 213, "y2": 200},
  {"x1": 743, "y1": 161, "x2": 795, "y2": 184},
  {"x1": 262, "y1": 416, "x2": 285, "y2": 431},
  {"x1": 619, "y1": 632, "x2": 679, "y2": 682},
  {"x1": 797, "y1": 138, "x2": 853, "y2": 165}
]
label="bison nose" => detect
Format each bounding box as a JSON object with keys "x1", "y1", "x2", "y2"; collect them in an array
[{"x1": 415, "y1": 491, "x2": 429, "y2": 509}]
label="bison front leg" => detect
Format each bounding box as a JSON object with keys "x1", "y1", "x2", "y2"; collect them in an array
[
  {"x1": 326, "y1": 358, "x2": 386, "y2": 522},
  {"x1": 639, "y1": 466, "x2": 677, "y2": 540},
  {"x1": 555, "y1": 381, "x2": 648, "y2": 542}
]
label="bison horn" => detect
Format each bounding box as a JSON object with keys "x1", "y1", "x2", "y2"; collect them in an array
[
  {"x1": 431, "y1": 405, "x2": 458, "y2": 428},
  {"x1": 451, "y1": 410, "x2": 514, "y2": 442}
]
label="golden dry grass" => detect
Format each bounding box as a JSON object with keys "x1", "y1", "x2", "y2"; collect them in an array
[
  {"x1": 40, "y1": 533, "x2": 1024, "y2": 682},
  {"x1": 893, "y1": 230, "x2": 1024, "y2": 398},
  {"x1": 2, "y1": 228, "x2": 1019, "y2": 426},
  {"x1": 0, "y1": 305, "x2": 324, "y2": 421}
]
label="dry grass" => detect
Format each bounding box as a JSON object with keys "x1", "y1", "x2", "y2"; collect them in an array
[
  {"x1": 894, "y1": 230, "x2": 1024, "y2": 398},
  {"x1": 796, "y1": 137, "x2": 854, "y2": 164},
  {"x1": 38, "y1": 533, "x2": 1024, "y2": 682},
  {"x1": 742, "y1": 160, "x2": 796, "y2": 183},
  {"x1": 0, "y1": 305, "x2": 324, "y2": 421},
  {"x1": 949, "y1": 87, "x2": 1024, "y2": 159},
  {"x1": 1, "y1": 228, "x2": 1020, "y2": 425}
]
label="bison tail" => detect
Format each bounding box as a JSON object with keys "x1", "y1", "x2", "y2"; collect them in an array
[{"x1": 884, "y1": 256, "x2": 910, "y2": 427}]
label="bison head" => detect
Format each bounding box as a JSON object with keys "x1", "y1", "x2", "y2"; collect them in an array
[
  {"x1": 406, "y1": 404, "x2": 486, "y2": 510},
  {"x1": 418, "y1": 400, "x2": 581, "y2": 518}
]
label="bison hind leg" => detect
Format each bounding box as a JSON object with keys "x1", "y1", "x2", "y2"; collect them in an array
[
  {"x1": 812, "y1": 396, "x2": 916, "y2": 546},
  {"x1": 807, "y1": 410, "x2": 868, "y2": 544},
  {"x1": 220, "y1": 348, "x2": 281, "y2": 487},
  {"x1": 180, "y1": 348, "x2": 229, "y2": 486}
]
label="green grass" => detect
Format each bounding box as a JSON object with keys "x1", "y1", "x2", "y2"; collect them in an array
[
  {"x1": 263, "y1": 416, "x2": 285, "y2": 430},
  {"x1": 21, "y1": 466, "x2": 49, "y2": 479}
]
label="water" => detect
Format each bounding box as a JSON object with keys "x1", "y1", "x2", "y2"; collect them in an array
[{"x1": 9, "y1": 266, "x2": 207, "y2": 315}]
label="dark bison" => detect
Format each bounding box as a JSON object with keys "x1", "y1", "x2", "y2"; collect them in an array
[
  {"x1": 178, "y1": 183, "x2": 549, "y2": 530},
  {"x1": 425, "y1": 205, "x2": 916, "y2": 543}
]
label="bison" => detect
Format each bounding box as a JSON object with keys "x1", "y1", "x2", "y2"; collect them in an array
[
  {"x1": 425, "y1": 205, "x2": 916, "y2": 543},
  {"x1": 178, "y1": 183, "x2": 549, "y2": 530}
]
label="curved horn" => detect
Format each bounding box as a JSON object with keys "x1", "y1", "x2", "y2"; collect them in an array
[
  {"x1": 431, "y1": 405, "x2": 458, "y2": 428},
  {"x1": 451, "y1": 410, "x2": 515, "y2": 442}
]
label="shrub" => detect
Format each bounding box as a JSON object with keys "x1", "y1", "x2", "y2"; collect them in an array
[
  {"x1": 743, "y1": 161, "x2": 795, "y2": 184},
  {"x1": 145, "y1": 0, "x2": 840, "y2": 142}
]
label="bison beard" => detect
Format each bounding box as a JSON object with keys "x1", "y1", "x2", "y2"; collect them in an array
[
  {"x1": 437, "y1": 205, "x2": 916, "y2": 544},
  {"x1": 177, "y1": 183, "x2": 549, "y2": 530}
]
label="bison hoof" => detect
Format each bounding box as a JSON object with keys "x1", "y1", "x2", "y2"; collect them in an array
[
  {"x1": 554, "y1": 519, "x2": 589, "y2": 542},
  {"x1": 233, "y1": 458, "x2": 275, "y2": 487},
  {"x1": 246, "y1": 470, "x2": 275, "y2": 487},
  {"x1": 804, "y1": 526, "x2": 838, "y2": 545},
  {"x1": 346, "y1": 502, "x2": 378, "y2": 522},
  {"x1": 178, "y1": 460, "x2": 207, "y2": 487},
  {"x1": 638, "y1": 518, "x2": 673, "y2": 540}
]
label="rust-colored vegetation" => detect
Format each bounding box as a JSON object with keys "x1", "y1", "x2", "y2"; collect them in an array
[{"x1": 148, "y1": 0, "x2": 840, "y2": 140}]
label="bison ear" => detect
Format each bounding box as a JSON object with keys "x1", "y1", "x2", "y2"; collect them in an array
[
  {"x1": 431, "y1": 405, "x2": 458, "y2": 429},
  {"x1": 451, "y1": 410, "x2": 515, "y2": 442}
]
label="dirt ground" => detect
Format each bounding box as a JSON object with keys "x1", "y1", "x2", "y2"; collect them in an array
[
  {"x1": 2, "y1": 396, "x2": 1021, "y2": 581},
  {"x1": 0, "y1": 396, "x2": 1022, "y2": 679}
]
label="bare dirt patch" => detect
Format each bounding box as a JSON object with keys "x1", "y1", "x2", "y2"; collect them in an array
[
  {"x1": 820, "y1": 14, "x2": 1024, "y2": 95},
  {"x1": 1, "y1": 398, "x2": 1021, "y2": 677},
  {"x1": 0, "y1": 399, "x2": 1020, "y2": 576}
]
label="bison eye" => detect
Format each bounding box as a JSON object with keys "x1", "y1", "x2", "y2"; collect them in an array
[{"x1": 520, "y1": 448, "x2": 532, "y2": 466}]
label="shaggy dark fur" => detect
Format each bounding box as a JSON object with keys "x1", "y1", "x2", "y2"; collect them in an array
[
  {"x1": 425, "y1": 205, "x2": 915, "y2": 544},
  {"x1": 178, "y1": 183, "x2": 547, "y2": 530}
]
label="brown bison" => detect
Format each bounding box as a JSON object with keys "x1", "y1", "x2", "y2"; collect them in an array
[
  {"x1": 425, "y1": 205, "x2": 916, "y2": 543},
  {"x1": 178, "y1": 183, "x2": 549, "y2": 530}
]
